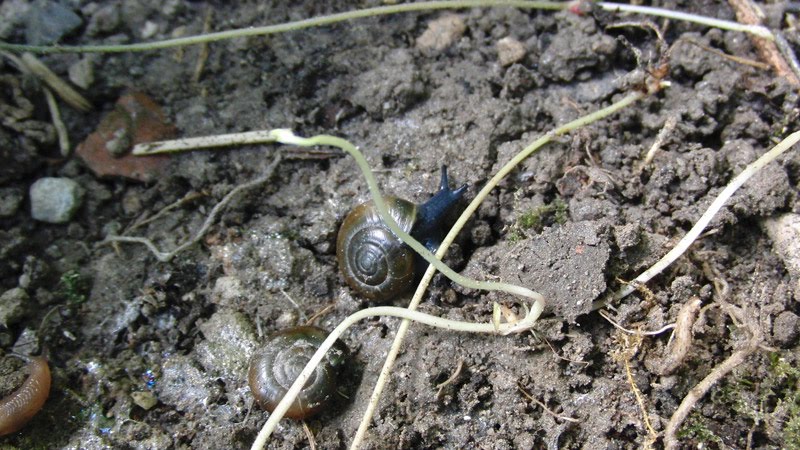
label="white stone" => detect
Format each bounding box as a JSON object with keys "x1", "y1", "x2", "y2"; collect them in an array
[{"x1": 29, "y1": 177, "x2": 84, "y2": 223}]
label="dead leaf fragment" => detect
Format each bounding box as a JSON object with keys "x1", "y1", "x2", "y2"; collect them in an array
[{"x1": 76, "y1": 92, "x2": 176, "y2": 182}]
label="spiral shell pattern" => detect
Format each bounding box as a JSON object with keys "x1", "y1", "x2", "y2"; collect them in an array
[
  {"x1": 337, "y1": 196, "x2": 417, "y2": 301},
  {"x1": 248, "y1": 326, "x2": 349, "y2": 419}
]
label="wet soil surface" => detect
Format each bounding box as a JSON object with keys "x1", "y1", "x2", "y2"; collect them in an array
[{"x1": 1, "y1": 1, "x2": 799, "y2": 449}]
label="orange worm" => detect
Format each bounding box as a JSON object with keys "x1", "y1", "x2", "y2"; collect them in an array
[{"x1": 0, "y1": 356, "x2": 51, "y2": 436}]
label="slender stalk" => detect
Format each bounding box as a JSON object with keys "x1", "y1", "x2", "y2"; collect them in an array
[
  {"x1": 249, "y1": 303, "x2": 544, "y2": 450},
  {"x1": 603, "y1": 129, "x2": 800, "y2": 305},
  {"x1": 597, "y1": 2, "x2": 773, "y2": 40},
  {"x1": 350, "y1": 89, "x2": 647, "y2": 449},
  {"x1": 0, "y1": 1, "x2": 567, "y2": 54},
  {"x1": 132, "y1": 130, "x2": 277, "y2": 154}
]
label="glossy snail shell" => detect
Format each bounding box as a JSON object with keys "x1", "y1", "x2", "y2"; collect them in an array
[
  {"x1": 336, "y1": 196, "x2": 417, "y2": 302},
  {"x1": 248, "y1": 326, "x2": 349, "y2": 420},
  {"x1": 0, "y1": 356, "x2": 50, "y2": 436},
  {"x1": 337, "y1": 166, "x2": 466, "y2": 302}
]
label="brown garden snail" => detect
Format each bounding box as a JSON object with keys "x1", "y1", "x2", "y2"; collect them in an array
[
  {"x1": 248, "y1": 326, "x2": 349, "y2": 420},
  {"x1": 0, "y1": 356, "x2": 50, "y2": 436},
  {"x1": 337, "y1": 166, "x2": 466, "y2": 301}
]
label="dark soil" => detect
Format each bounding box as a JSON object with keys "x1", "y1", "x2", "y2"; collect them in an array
[{"x1": 1, "y1": 1, "x2": 799, "y2": 449}]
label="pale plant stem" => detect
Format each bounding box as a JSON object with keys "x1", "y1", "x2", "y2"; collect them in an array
[
  {"x1": 350, "y1": 90, "x2": 646, "y2": 449},
  {"x1": 249, "y1": 303, "x2": 544, "y2": 450},
  {"x1": 0, "y1": 2, "x2": 775, "y2": 55},
  {"x1": 597, "y1": 2, "x2": 773, "y2": 40},
  {"x1": 132, "y1": 130, "x2": 277, "y2": 154},
  {"x1": 0, "y1": 1, "x2": 566, "y2": 54},
  {"x1": 601, "y1": 129, "x2": 800, "y2": 306}
]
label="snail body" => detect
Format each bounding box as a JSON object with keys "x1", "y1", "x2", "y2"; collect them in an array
[
  {"x1": 248, "y1": 326, "x2": 349, "y2": 420},
  {"x1": 337, "y1": 166, "x2": 466, "y2": 301},
  {"x1": 0, "y1": 356, "x2": 51, "y2": 436}
]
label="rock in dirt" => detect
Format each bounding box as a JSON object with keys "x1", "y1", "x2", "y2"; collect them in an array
[
  {"x1": 76, "y1": 93, "x2": 175, "y2": 182},
  {"x1": 25, "y1": 0, "x2": 82, "y2": 45},
  {"x1": 539, "y1": 14, "x2": 616, "y2": 82},
  {"x1": 416, "y1": 14, "x2": 465, "y2": 52},
  {"x1": 762, "y1": 213, "x2": 800, "y2": 295},
  {"x1": 68, "y1": 57, "x2": 95, "y2": 89},
  {"x1": 29, "y1": 177, "x2": 84, "y2": 223},
  {"x1": 350, "y1": 49, "x2": 426, "y2": 119},
  {"x1": 0, "y1": 187, "x2": 23, "y2": 218},
  {"x1": 0, "y1": 287, "x2": 29, "y2": 327},
  {"x1": 772, "y1": 311, "x2": 799, "y2": 346},
  {"x1": 196, "y1": 309, "x2": 258, "y2": 381},
  {"x1": 496, "y1": 36, "x2": 526, "y2": 67},
  {"x1": 158, "y1": 355, "x2": 220, "y2": 412}
]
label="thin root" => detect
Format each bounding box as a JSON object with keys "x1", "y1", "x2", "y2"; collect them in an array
[
  {"x1": 301, "y1": 421, "x2": 318, "y2": 450},
  {"x1": 518, "y1": 383, "x2": 579, "y2": 423},
  {"x1": 435, "y1": 359, "x2": 465, "y2": 400},
  {"x1": 102, "y1": 155, "x2": 281, "y2": 261},
  {"x1": 642, "y1": 114, "x2": 678, "y2": 166},
  {"x1": 624, "y1": 358, "x2": 659, "y2": 446},
  {"x1": 599, "y1": 310, "x2": 676, "y2": 336},
  {"x1": 678, "y1": 38, "x2": 770, "y2": 70}
]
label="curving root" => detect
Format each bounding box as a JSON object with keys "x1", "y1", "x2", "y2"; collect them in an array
[
  {"x1": 655, "y1": 297, "x2": 703, "y2": 376},
  {"x1": 518, "y1": 383, "x2": 579, "y2": 423},
  {"x1": 663, "y1": 264, "x2": 766, "y2": 449},
  {"x1": 102, "y1": 155, "x2": 281, "y2": 261}
]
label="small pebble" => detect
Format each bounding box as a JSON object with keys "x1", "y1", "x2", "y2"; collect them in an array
[
  {"x1": 131, "y1": 391, "x2": 158, "y2": 410},
  {"x1": 25, "y1": 0, "x2": 82, "y2": 45},
  {"x1": 29, "y1": 177, "x2": 84, "y2": 224},
  {"x1": 0, "y1": 287, "x2": 29, "y2": 327},
  {"x1": 140, "y1": 21, "x2": 159, "y2": 39},
  {"x1": 86, "y1": 4, "x2": 120, "y2": 36},
  {"x1": 416, "y1": 14, "x2": 465, "y2": 52},
  {"x1": 196, "y1": 309, "x2": 258, "y2": 380},
  {"x1": 762, "y1": 213, "x2": 800, "y2": 295},
  {"x1": 68, "y1": 57, "x2": 95, "y2": 89},
  {"x1": 772, "y1": 311, "x2": 799, "y2": 346},
  {"x1": 0, "y1": 187, "x2": 23, "y2": 217},
  {"x1": 496, "y1": 36, "x2": 526, "y2": 66}
]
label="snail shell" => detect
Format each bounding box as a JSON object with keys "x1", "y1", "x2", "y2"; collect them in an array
[
  {"x1": 337, "y1": 166, "x2": 466, "y2": 302},
  {"x1": 248, "y1": 326, "x2": 349, "y2": 420},
  {"x1": 0, "y1": 356, "x2": 50, "y2": 436},
  {"x1": 336, "y1": 196, "x2": 417, "y2": 301}
]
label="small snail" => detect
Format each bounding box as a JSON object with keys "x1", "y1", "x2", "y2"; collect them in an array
[
  {"x1": 248, "y1": 326, "x2": 349, "y2": 420},
  {"x1": 337, "y1": 166, "x2": 466, "y2": 301}
]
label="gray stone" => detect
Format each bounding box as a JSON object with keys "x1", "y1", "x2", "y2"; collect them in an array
[
  {"x1": 68, "y1": 57, "x2": 95, "y2": 90},
  {"x1": 772, "y1": 311, "x2": 799, "y2": 346},
  {"x1": 0, "y1": 287, "x2": 28, "y2": 327},
  {"x1": 158, "y1": 354, "x2": 221, "y2": 412},
  {"x1": 0, "y1": 187, "x2": 23, "y2": 218},
  {"x1": 762, "y1": 213, "x2": 800, "y2": 296},
  {"x1": 30, "y1": 177, "x2": 84, "y2": 223},
  {"x1": 196, "y1": 309, "x2": 258, "y2": 381},
  {"x1": 25, "y1": 0, "x2": 83, "y2": 45}
]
